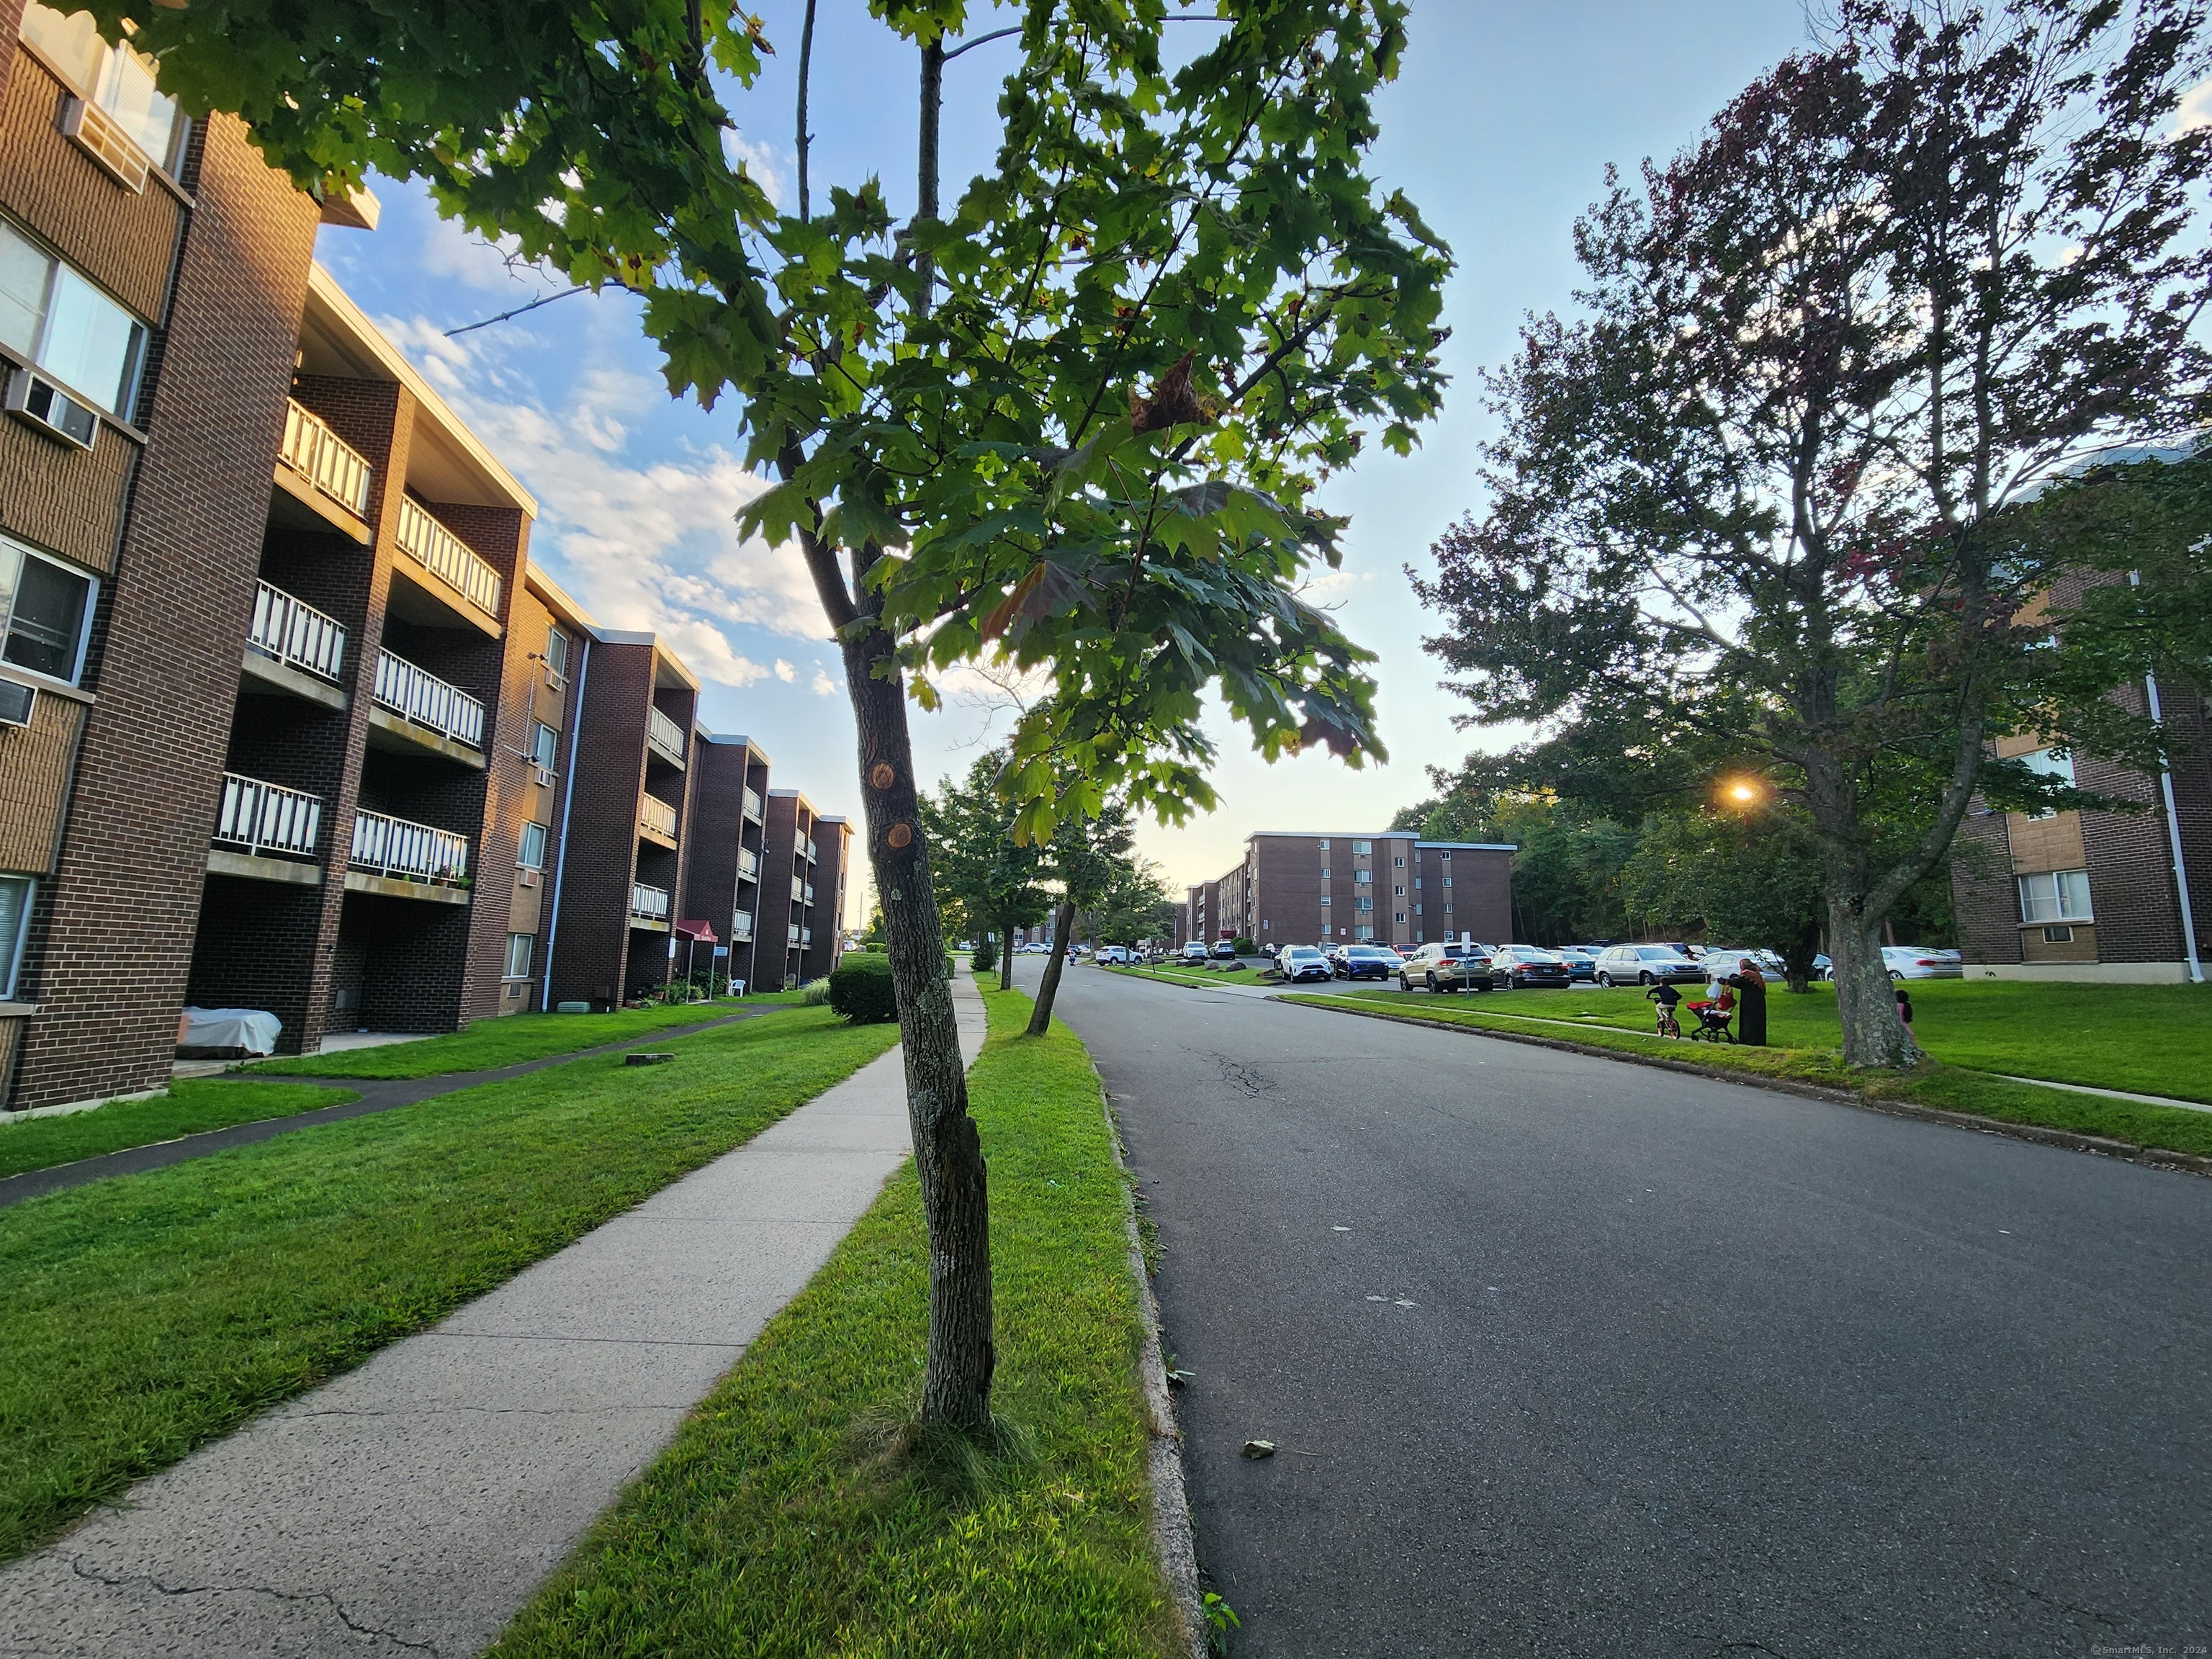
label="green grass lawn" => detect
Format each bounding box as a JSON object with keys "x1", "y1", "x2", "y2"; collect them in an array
[
  {"x1": 0, "y1": 1080, "x2": 359, "y2": 1180},
  {"x1": 490, "y1": 986, "x2": 1178, "y2": 1658},
  {"x1": 1106, "y1": 961, "x2": 1270, "y2": 988},
  {"x1": 263, "y1": 994, "x2": 800, "y2": 1079},
  {"x1": 1316, "y1": 977, "x2": 2210, "y2": 1102},
  {"x1": 0, "y1": 1004, "x2": 898, "y2": 1565},
  {"x1": 1284, "y1": 991, "x2": 2212, "y2": 1161}
]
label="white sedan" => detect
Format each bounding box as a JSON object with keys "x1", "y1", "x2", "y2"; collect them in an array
[{"x1": 1882, "y1": 946, "x2": 1962, "y2": 980}]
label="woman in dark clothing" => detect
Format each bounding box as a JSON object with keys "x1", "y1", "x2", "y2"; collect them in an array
[{"x1": 1730, "y1": 958, "x2": 1768, "y2": 1046}]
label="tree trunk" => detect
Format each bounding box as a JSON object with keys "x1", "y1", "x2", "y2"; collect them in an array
[
  {"x1": 1827, "y1": 899, "x2": 1919, "y2": 1069},
  {"x1": 999, "y1": 914, "x2": 1015, "y2": 992},
  {"x1": 1029, "y1": 898, "x2": 1077, "y2": 1035},
  {"x1": 842, "y1": 624, "x2": 994, "y2": 1434}
]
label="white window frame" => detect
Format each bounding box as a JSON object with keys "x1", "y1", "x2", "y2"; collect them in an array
[
  {"x1": 1354, "y1": 870, "x2": 1370, "y2": 884},
  {"x1": 1352, "y1": 840, "x2": 1371, "y2": 855},
  {"x1": 2018, "y1": 868, "x2": 2092, "y2": 925},
  {"x1": 529, "y1": 719, "x2": 558, "y2": 770},
  {"x1": 517, "y1": 820, "x2": 549, "y2": 870},
  {"x1": 543, "y1": 627, "x2": 570, "y2": 690},
  {"x1": 503, "y1": 932, "x2": 534, "y2": 980},
  {"x1": 1442, "y1": 875, "x2": 1452, "y2": 888},
  {"x1": 0, "y1": 534, "x2": 96, "y2": 687},
  {"x1": 1318, "y1": 895, "x2": 1331, "y2": 906},
  {"x1": 0, "y1": 214, "x2": 149, "y2": 419},
  {"x1": 17, "y1": 4, "x2": 189, "y2": 174},
  {"x1": 0, "y1": 873, "x2": 31, "y2": 999}
]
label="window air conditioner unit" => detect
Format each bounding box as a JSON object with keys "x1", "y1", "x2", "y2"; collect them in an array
[
  {"x1": 518, "y1": 868, "x2": 540, "y2": 889},
  {"x1": 531, "y1": 765, "x2": 556, "y2": 788},
  {"x1": 5, "y1": 369, "x2": 96, "y2": 451},
  {"x1": 60, "y1": 99, "x2": 150, "y2": 193},
  {"x1": 0, "y1": 679, "x2": 33, "y2": 729}
]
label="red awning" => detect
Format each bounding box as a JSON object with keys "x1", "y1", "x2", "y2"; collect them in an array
[{"x1": 674, "y1": 919, "x2": 719, "y2": 942}]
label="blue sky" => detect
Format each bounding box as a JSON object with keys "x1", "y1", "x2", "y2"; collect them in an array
[{"x1": 313, "y1": 0, "x2": 1825, "y2": 924}]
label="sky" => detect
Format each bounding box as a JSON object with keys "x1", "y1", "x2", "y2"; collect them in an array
[{"x1": 312, "y1": 0, "x2": 1827, "y2": 926}]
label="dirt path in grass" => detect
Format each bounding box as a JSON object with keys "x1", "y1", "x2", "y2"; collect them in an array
[{"x1": 0, "y1": 977, "x2": 988, "y2": 1658}]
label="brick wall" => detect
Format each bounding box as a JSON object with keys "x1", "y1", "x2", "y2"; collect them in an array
[
  {"x1": 546, "y1": 639, "x2": 650, "y2": 1008},
  {"x1": 11, "y1": 116, "x2": 321, "y2": 1107}
]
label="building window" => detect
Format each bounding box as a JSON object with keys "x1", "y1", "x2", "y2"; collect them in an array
[
  {"x1": 1352, "y1": 840, "x2": 1371, "y2": 855},
  {"x1": 1356, "y1": 896, "x2": 1372, "y2": 912},
  {"x1": 1442, "y1": 875, "x2": 1452, "y2": 888},
  {"x1": 1318, "y1": 895, "x2": 1331, "y2": 907},
  {"x1": 0, "y1": 536, "x2": 92, "y2": 684},
  {"x1": 1413, "y1": 903, "x2": 1423, "y2": 916},
  {"x1": 0, "y1": 873, "x2": 30, "y2": 998},
  {"x1": 1444, "y1": 903, "x2": 1454, "y2": 914},
  {"x1": 0, "y1": 217, "x2": 148, "y2": 418},
  {"x1": 2018, "y1": 868, "x2": 2092, "y2": 924},
  {"x1": 503, "y1": 932, "x2": 534, "y2": 980},
  {"x1": 517, "y1": 820, "x2": 548, "y2": 869},
  {"x1": 2017, "y1": 747, "x2": 2075, "y2": 818},
  {"x1": 1393, "y1": 884, "x2": 1405, "y2": 896},
  {"x1": 1439, "y1": 850, "x2": 1451, "y2": 860},
  {"x1": 529, "y1": 720, "x2": 558, "y2": 770},
  {"x1": 1394, "y1": 856, "x2": 1405, "y2": 868},
  {"x1": 1354, "y1": 925, "x2": 1373, "y2": 940},
  {"x1": 1354, "y1": 870, "x2": 1370, "y2": 884},
  {"x1": 1317, "y1": 838, "x2": 1330, "y2": 850},
  {"x1": 19, "y1": 5, "x2": 186, "y2": 171},
  {"x1": 1395, "y1": 912, "x2": 1406, "y2": 923},
  {"x1": 1413, "y1": 877, "x2": 1421, "y2": 889},
  {"x1": 2042, "y1": 924, "x2": 2074, "y2": 943},
  {"x1": 543, "y1": 627, "x2": 570, "y2": 688},
  {"x1": 1319, "y1": 867, "x2": 1330, "y2": 879}
]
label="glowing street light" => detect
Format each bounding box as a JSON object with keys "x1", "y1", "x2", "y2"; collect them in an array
[{"x1": 1722, "y1": 777, "x2": 1764, "y2": 807}]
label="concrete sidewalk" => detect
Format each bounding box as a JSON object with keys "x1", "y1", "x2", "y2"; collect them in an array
[{"x1": 0, "y1": 977, "x2": 989, "y2": 1658}]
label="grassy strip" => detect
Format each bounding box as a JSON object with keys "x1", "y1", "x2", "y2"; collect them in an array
[
  {"x1": 0, "y1": 1005, "x2": 899, "y2": 1564},
  {"x1": 1285, "y1": 993, "x2": 2212, "y2": 1161},
  {"x1": 1318, "y1": 978, "x2": 2212, "y2": 1103},
  {"x1": 0, "y1": 1081, "x2": 359, "y2": 1180},
  {"x1": 1106, "y1": 962, "x2": 1269, "y2": 989},
  {"x1": 264, "y1": 994, "x2": 801, "y2": 1079},
  {"x1": 490, "y1": 986, "x2": 1177, "y2": 1658}
]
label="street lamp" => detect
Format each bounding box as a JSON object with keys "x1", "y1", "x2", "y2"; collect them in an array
[{"x1": 1719, "y1": 776, "x2": 1765, "y2": 809}]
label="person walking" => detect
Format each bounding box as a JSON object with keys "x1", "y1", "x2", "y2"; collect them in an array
[
  {"x1": 1895, "y1": 984, "x2": 1915, "y2": 1045},
  {"x1": 1731, "y1": 957, "x2": 1769, "y2": 1046}
]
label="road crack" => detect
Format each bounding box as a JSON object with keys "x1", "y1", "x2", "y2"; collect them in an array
[{"x1": 65, "y1": 1555, "x2": 441, "y2": 1653}]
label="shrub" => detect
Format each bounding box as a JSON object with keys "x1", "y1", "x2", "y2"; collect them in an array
[
  {"x1": 827, "y1": 953, "x2": 898, "y2": 1023},
  {"x1": 971, "y1": 938, "x2": 998, "y2": 974},
  {"x1": 802, "y1": 981, "x2": 832, "y2": 1007},
  {"x1": 1231, "y1": 936, "x2": 1256, "y2": 955}
]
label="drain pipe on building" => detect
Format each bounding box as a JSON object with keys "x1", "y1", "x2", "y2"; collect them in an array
[
  {"x1": 539, "y1": 630, "x2": 593, "y2": 1010},
  {"x1": 2132, "y1": 571, "x2": 2204, "y2": 984}
]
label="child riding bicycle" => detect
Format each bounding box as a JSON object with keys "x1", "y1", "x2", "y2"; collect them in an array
[{"x1": 1646, "y1": 979, "x2": 1683, "y2": 1039}]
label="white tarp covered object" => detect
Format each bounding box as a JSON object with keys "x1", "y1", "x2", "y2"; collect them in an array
[{"x1": 180, "y1": 1007, "x2": 283, "y2": 1056}]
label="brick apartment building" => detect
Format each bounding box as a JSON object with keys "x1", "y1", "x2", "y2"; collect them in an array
[
  {"x1": 0, "y1": 1, "x2": 842, "y2": 1107},
  {"x1": 679, "y1": 732, "x2": 771, "y2": 993},
  {"x1": 1951, "y1": 673, "x2": 2210, "y2": 985},
  {"x1": 1185, "y1": 832, "x2": 1514, "y2": 953},
  {"x1": 755, "y1": 789, "x2": 842, "y2": 991}
]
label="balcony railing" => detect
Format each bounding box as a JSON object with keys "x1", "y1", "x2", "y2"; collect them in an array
[
  {"x1": 373, "y1": 649, "x2": 484, "y2": 748},
  {"x1": 801, "y1": 928, "x2": 812, "y2": 948},
  {"x1": 731, "y1": 914, "x2": 752, "y2": 942},
  {"x1": 737, "y1": 848, "x2": 759, "y2": 881},
  {"x1": 630, "y1": 881, "x2": 670, "y2": 924},
  {"x1": 350, "y1": 809, "x2": 469, "y2": 885},
  {"x1": 214, "y1": 772, "x2": 321, "y2": 860},
  {"x1": 394, "y1": 497, "x2": 502, "y2": 619},
  {"x1": 804, "y1": 883, "x2": 814, "y2": 904},
  {"x1": 742, "y1": 788, "x2": 763, "y2": 822},
  {"x1": 804, "y1": 838, "x2": 817, "y2": 863},
  {"x1": 278, "y1": 400, "x2": 372, "y2": 518},
  {"x1": 646, "y1": 706, "x2": 687, "y2": 766},
  {"x1": 247, "y1": 581, "x2": 346, "y2": 683},
  {"x1": 787, "y1": 923, "x2": 801, "y2": 945},
  {"x1": 791, "y1": 876, "x2": 805, "y2": 902},
  {"x1": 639, "y1": 793, "x2": 679, "y2": 840}
]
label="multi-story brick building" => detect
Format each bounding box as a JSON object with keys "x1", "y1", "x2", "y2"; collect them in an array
[
  {"x1": 757, "y1": 788, "x2": 846, "y2": 989},
  {"x1": 1951, "y1": 691, "x2": 2210, "y2": 984},
  {"x1": 804, "y1": 815, "x2": 851, "y2": 981},
  {"x1": 679, "y1": 732, "x2": 770, "y2": 992},
  {"x1": 1186, "y1": 832, "x2": 1515, "y2": 953}
]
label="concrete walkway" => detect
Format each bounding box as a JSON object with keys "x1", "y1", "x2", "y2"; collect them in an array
[{"x1": 0, "y1": 979, "x2": 989, "y2": 1658}]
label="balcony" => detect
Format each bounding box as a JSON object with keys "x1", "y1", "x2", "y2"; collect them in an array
[
  {"x1": 790, "y1": 876, "x2": 804, "y2": 902},
  {"x1": 737, "y1": 848, "x2": 760, "y2": 882},
  {"x1": 347, "y1": 809, "x2": 470, "y2": 904},
  {"x1": 241, "y1": 581, "x2": 349, "y2": 712},
  {"x1": 742, "y1": 787, "x2": 763, "y2": 823},
  {"x1": 804, "y1": 883, "x2": 814, "y2": 904},
  {"x1": 393, "y1": 497, "x2": 502, "y2": 624},
  {"x1": 210, "y1": 773, "x2": 323, "y2": 885},
  {"x1": 804, "y1": 838, "x2": 817, "y2": 863},
  {"x1": 277, "y1": 399, "x2": 372, "y2": 521},
  {"x1": 629, "y1": 881, "x2": 671, "y2": 930},
  {"x1": 787, "y1": 922, "x2": 800, "y2": 945},
  {"x1": 638, "y1": 793, "x2": 679, "y2": 847},
  {"x1": 646, "y1": 706, "x2": 687, "y2": 770},
  {"x1": 731, "y1": 914, "x2": 752, "y2": 943},
  {"x1": 801, "y1": 928, "x2": 812, "y2": 948},
  {"x1": 370, "y1": 648, "x2": 485, "y2": 761}
]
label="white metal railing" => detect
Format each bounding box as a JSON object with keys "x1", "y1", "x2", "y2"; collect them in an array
[
  {"x1": 629, "y1": 881, "x2": 670, "y2": 922},
  {"x1": 639, "y1": 794, "x2": 679, "y2": 840},
  {"x1": 804, "y1": 883, "x2": 814, "y2": 904},
  {"x1": 732, "y1": 913, "x2": 752, "y2": 942},
  {"x1": 350, "y1": 808, "x2": 469, "y2": 884},
  {"x1": 791, "y1": 876, "x2": 804, "y2": 902},
  {"x1": 373, "y1": 649, "x2": 485, "y2": 748},
  {"x1": 247, "y1": 581, "x2": 346, "y2": 682},
  {"x1": 279, "y1": 399, "x2": 372, "y2": 517},
  {"x1": 787, "y1": 922, "x2": 800, "y2": 945},
  {"x1": 647, "y1": 706, "x2": 687, "y2": 765},
  {"x1": 737, "y1": 848, "x2": 759, "y2": 881},
  {"x1": 804, "y1": 838, "x2": 817, "y2": 863},
  {"x1": 743, "y1": 787, "x2": 763, "y2": 822},
  {"x1": 801, "y1": 928, "x2": 812, "y2": 948},
  {"x1": 393, "y1": 497, "x2": 502, "y2": 618},
  {"x1": 215, "y1": 771, "x2": 321, "y2": 859}
]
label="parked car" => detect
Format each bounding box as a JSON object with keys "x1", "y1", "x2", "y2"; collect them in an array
[
  {"x1": 1276, "y1": 944, "x2": 1333, "y2": 984},
  {"x1": 1180, "y1": 940, "x2": 1210, "y2": 965},
  {"x1": 1491, "y1": 944, "x2": 1575, "y2": 988},
  {"x1": 1331, "y1": 943, "x2": 1398, "y2": 981},
  {"x1": 1398, "y1": 941, "x2": 1495, "y2": 993},
  {"x1": 1551, "y1": 947, "x2": 1599, "y2": 982},
  {"x1": 1210, "y1": 939, "x2": 1240, "y2": 960},
  {"x1": 1592, "y1": 945, "x2": 1706, "y2": 987},
  {"x1": 1095, "y1": 945, "x2": 1129, "y2": 966},
  {"x1": 1882, "y1": 945, "x2": 1963, "y2": 981}
]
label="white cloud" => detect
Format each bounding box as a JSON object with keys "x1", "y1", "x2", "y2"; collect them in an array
[
  {"x1": 723, "y1": 132, "x2": 791, "y2": 210},
  {"x1": 774, "y1": 658, "x2": 797, "y2": 682},
  {"x1": 373, "y1": 313, "x2": 830, "y2": 696},
  {"x1": 2176, "y1": 77, "x2": 2212, "y2": 134},
  {"x1": 810, "y1": 665, "x2": 841, "y2": 697}
]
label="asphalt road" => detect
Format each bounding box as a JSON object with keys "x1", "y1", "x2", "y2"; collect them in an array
[{"x1": 1020, "y1": 961, "x2": 2212, "y2": 1659}]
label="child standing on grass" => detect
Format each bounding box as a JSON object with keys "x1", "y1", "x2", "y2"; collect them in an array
[{"x1": 1896, "y1": 984, "x2": 1915, "y2": 1042}]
